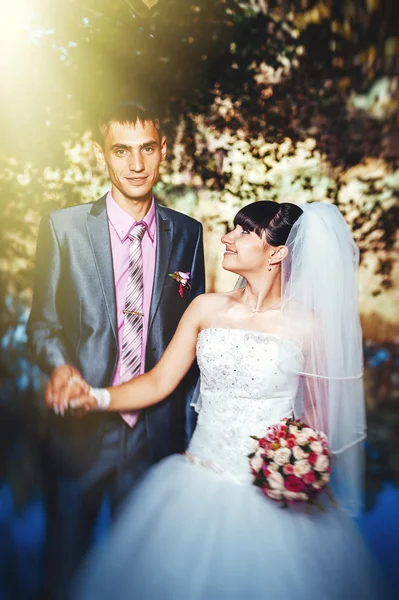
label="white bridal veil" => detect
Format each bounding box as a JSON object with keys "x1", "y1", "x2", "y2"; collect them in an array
[{"x1": 278, "y1": 203, "x2": 366, "y2": 516}]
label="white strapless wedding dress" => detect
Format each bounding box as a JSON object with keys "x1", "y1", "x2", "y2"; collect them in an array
[{"x1": 74, "y1": 329, "x2": 390, "y2": 599}]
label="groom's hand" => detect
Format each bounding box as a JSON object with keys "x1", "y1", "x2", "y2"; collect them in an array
[{"x1": 45, "y1": 364, "x2": 90, "y2": 416}]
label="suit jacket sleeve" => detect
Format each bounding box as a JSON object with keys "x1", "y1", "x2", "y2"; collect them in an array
[{"x1": 26, "y1": 214, "x2": 73, "y2": 375}]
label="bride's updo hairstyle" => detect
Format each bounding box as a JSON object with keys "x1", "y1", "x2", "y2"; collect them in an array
[{"x1": 234, "y1": 201, "x2": 303, "y2": 246}]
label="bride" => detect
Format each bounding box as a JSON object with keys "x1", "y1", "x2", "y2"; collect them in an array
[{"x1": 53, "y1": 201, "x2": 388, "y2": 599}]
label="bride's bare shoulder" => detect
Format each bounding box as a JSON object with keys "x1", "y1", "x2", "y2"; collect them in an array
[{"x1": 191, "y1": 290, "x2": 239, "y2": 312}]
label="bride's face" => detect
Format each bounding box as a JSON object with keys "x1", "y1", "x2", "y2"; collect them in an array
[{"x1": 221, "y1": 225, "x2": 269, "y2": 275}]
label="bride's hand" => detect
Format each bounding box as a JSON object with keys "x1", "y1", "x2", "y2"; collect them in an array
[
  {"x1": 67, "y1": 387, "x2": 111, "y2": 415},
  {"x1": 67, "y1": 390, "x2": 100, "y2": 415}
]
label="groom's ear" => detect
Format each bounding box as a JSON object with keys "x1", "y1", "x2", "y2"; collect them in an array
[
  {"x1": 160, "y1": 136, "x2": 167, "y2": 161},
  {"x1": 93, "y1": 141, "x2": 106, "y2": 167}
]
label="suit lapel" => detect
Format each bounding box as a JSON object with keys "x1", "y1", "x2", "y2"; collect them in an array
[
  {"x1": 148, "y1": 205, "x2": 174, "y2": 333},
  {"x1": 86, "y1": 195, "x2": 117, "y2": 342}
]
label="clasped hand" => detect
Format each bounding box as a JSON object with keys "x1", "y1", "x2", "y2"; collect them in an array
[{"x1": 45, "y1": 364, "x2": 99, "y2": 416}]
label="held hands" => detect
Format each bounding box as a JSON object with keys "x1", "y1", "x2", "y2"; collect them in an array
[{"x1": 45, "y1": 364, "x2": 110, "y2": 416}]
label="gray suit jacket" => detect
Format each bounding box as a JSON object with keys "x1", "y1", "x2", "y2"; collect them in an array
[{"x1": 27, "y1": 195, "x2": 205, "y2": 476}]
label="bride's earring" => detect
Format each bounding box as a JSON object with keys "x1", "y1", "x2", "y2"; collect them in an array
[{"x1": 268, "y1": 259, "x2": 272, "y2": 271}]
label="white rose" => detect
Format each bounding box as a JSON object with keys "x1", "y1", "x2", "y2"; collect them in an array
[
  {"x1": 274, "y1": 447, "x2": 292, "y2": 466},
  {"x1": 289, "y1": 425, "x2": 299, "y2": 434},
  {"x1": 250, "y1": 454, "x2": 263, "y2": 472},
  {"x1": 266, "y1": 449, "x2": 275, "y2": 459},
  {"x1": 279, "y1": 438, "x2": 287, "y2": 447},
  {"x1": 283, "y1": 491, "x2": 308, "y2": 502},
  {"x1": 268, "y1": 471, "x2": 285, "y2": 490},
  {"x1": 310, "y1": 441, "x2": 323, "y2": 454},
  {"x1": 296, "y1": 432, "x2": 310, "y2": 446},
  {"x1": 266, "y1": 489, "x2": 283, "y2": 501},
  {"x1": 293, "y1": 446, "x2": 307, "y2": 460},
  {"x1": 301, "y1": 428, "x2": 315, "y2": 438},
  {"x1": 314, "y1": 455, "x2": 330, "y2": 472},
  {"x1": 268, "y1": 462, "x2": 279, "y2": 472},
  {"x1": 293, "y1": 460, "x2": 311, "y2": 477}
]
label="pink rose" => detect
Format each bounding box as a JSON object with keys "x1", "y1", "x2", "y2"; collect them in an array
[
  {"x1": 283, "y1": 464, "x2": 294, "y2": 475},
  {"x1": 308, "y1": 452, "x2": 318, "y2": 465},
  {"x1": 168, "y1": 271, "x2": 191, "y2": 298},
  {"x1": 286, "y1": 436, "x2": 296, "y2": 449},
  {"x1": 284, "y1": 475, "x2": 306, "y2": 493},
  {"x1": 303, "y1": 470, "x2": 316, "y2": 485},
  {"x1": 177, "y1": 271, "x2": 190, "y2": 280}
]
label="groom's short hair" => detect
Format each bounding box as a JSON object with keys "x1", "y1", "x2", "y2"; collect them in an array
[{"x1": 98, "y1": 100, "x2": 161, "y2": 143}]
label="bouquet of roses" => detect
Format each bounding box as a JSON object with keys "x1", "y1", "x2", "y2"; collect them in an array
[{"x1": 248, "y1": 418, "x2": 331, "y2": 507}]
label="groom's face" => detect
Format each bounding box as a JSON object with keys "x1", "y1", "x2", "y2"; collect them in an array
[{"x1": 95, "y1": 120, "x2": 167, "y2": 204}]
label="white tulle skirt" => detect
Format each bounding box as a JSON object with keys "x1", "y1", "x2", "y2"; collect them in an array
[{"x1": 73, "y1": 455, "x2": 391, "y2": 600}]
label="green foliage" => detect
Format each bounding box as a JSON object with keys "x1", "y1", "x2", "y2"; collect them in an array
[{"x1": 1, "y1": 0, "x2": 398, "y2": 322}]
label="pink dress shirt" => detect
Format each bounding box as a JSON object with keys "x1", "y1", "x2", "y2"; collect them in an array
[{"x1": 106, "y1": 192, "x2": 157, "y2": 427}]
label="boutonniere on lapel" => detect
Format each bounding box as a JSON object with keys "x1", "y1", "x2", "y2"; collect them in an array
[{"x1": 168, "y1": 271, "x2": 191, "y2": 298}]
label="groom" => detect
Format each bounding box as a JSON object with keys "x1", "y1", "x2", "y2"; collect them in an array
[{"x1": 27, "y1": 101, "x2": 205, "y2": 598}]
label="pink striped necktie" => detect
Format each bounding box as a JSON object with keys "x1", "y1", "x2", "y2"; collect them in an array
[{"x1": 120, "y1": 222, "x2": 147, "y2": 387}]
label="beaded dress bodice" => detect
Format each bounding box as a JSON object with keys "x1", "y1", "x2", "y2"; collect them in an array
[{"x1": 187, "y1": 328, "x2": 302, "y2": 484}]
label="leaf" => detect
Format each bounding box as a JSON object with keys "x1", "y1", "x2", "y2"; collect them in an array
[{"x1": 141, "y1": 0, "x2": 159, "y2": 9}]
